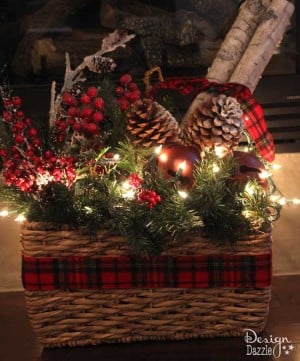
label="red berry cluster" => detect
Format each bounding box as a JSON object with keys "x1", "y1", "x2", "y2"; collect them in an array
[
  {"x1": 114, "y1": 74, "x2": 141, "y2": 111},
  {"x1": 138, "y1": 189, "x2": 161, "y2": 209},
  {"x1": 0, "y1": 95, "x2": 76, "y2": 192},
  {"x1": 58, "y1": 86, "x2": 105, "y2": 141}
]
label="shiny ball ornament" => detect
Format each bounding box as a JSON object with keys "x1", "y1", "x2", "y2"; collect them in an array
[
  {"x1": 157, "y1": 145, "x2": 200, "y2": 189},
  {"x1": 232, "y1": 151, "x2": 269, "y2": 190}
]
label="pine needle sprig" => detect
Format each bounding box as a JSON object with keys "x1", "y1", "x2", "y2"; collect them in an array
[
  {"x1": 188, "y1": 152, "x2": 252, "y2": 242},
  {"x1": 116, "y1": 140, "x2": 152, "y2": 175},
  {"x1": 73, "y1": 175, "x2": 123, "y2": 235},
  {"x1": 99, "y1": 77, "x2": 128, "y2": 147},
  {"x1": 116, "y1": 172, "x2": 202, "y2": 256},
  {"x1": 0, "y1": 184, "x2": 31, "y2": 215},
  {"x1": 238, "y1": 180, "x2": 281, "y2": 232}
]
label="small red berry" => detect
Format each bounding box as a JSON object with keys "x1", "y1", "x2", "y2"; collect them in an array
[
  {"x1": 14, "y1": 121, "x2": 26, "y2": 132},
  {"x1": 127, "y1": 82, "x2": 138, "y2": 91},
  {"x1": 114, "y1": 86, "x2": 124, "y2": 97},
  {"x1": 73, "y1": 122, "x2": 82, "y2": 132},
  {"x1": 3, "y1": 99, "x2": 11, "y2": 107},
  {"x1": 16, "y1": 111, "x2": 24, "y2": 118},
  {"x1": 44, "y1": 150, "x2": 52, "y2": 159},
  {"x1": 12, "y1": 96, "x2": 22, "y2": 106},
  {"x1": 0, "y1": 149, "x2": 8, "y2": 158},
  {"x1": 155, "y1": 195, "x2": 161, "y2": 203},
  {"x1": 117, "y1": 98, "x2": 129, "y2": 111},
  {"x1": 80, "y1": 93, "x2": 91, "y2": 104},
  {"x1": 31, "y1": 138, "x2": 41, "y2": 147},
  {"x1": 11, "y1": 97, "x2": 22, "y2": 107},
  {"x1": 62, "y1": 92, "x2": 75, "y2": 106},
  {"x1": 67, "y1": 117, "x2": 75, "y2": 125},
  {"x1": 92, "y1": 111, "x2": 104, "y2": 123},
  {"x1": 68, "y1": 107, "x2": 78, "y2": 117},
  {"x1": 28, "y1": 128, "x2": 38, "y2": 137},
  {"x1": 82, "y1": 106, "x2": 93, "y2": 118},
  {"x1": 124, "y1": 90, "x2": 141, "y2": 102},
  {"x1": 93, "y1": 97, "x2": 104, "y2": 110},
  {"x1": 119, "y1": 73, "x2": 132, "y2": 86},
  {"x1": 2, "y1": 111, "x2": 12, "y2": 122},
  {"x1": 87, "y1": 87, "x2": 98, "y2": 97},
  {"x1": 83, "y1": 123, "x2": 98, "y2": 134},
  {"x1": 15, "y1": 134, "x2": 25, "y2": 144}
]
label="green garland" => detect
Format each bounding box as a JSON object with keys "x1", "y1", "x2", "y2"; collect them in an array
[{"x1": 0, "y1": 142, "x2": 281, "y2": 256}]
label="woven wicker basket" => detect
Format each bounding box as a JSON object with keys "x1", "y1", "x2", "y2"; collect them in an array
[{"x1": 20, "y1": 222, "x2": 272, "y2": 348}]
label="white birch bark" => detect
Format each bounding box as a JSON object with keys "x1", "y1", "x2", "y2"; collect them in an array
[
  {"x1": 229, "y1": 0, "x2": 295, "y2": 91},
  {"x1": 183, "y1": 0, "x2": 294, "y2": 126},
  {"x1": 207, "y1": 0, "x2": 271, "y2": 83}
]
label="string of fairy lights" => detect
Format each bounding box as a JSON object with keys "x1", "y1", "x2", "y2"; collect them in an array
[{"x1": 0, "y1": 145, "x2": 299, "y2": 223}]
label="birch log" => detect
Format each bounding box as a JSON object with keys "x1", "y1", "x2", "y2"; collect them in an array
[
  {"x1": 207, "y1": 0, "x2": 271, "y2": 83},
  {"x1": 183, "y1": 0, "x2": 294, "y2": 126},
  {"x1": 229, "y1": 0, "x2": 295, "y2": 91}
]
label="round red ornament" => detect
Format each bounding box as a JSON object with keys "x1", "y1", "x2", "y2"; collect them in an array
[
  {"x1": 157, "y1": 145, "x2": 200, "y2": 189},
  {"x1": 232, "y1": 151, "x2": 269, "y2": 190}
]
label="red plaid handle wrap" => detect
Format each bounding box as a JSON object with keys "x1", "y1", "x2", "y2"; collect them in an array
[
  {"x1": 22, "y1": 253, "x2": 272, "y2": 291},
  {"x1": 147, "y1": 77, "x2": 275, "y2": 162}
]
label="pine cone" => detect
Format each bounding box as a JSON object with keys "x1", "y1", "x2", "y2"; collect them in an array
[
  {"x1": 183, "y1": 93, "x2": 244, "y2": 150},
  {"x1": 84, "y1": 54, "x2": 116, "y2": 74},
  {"x1": 70, "y1": 83, "x2": 83, "y2": 100},
  {"x1": 126, "y1": 98, "x2": 183, "y2": 147}
]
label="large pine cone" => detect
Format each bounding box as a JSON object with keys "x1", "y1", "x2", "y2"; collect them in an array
[
  {"x1": 126, "y1": 98, "x2": 183, "y2": 147},
  {"x1": 183, "y1": 93, "x2": 244, "y2": 150}
]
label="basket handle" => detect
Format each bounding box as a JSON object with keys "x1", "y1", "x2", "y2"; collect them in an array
[{"x1": 143, "y1": 66, "x2": 164, "y2": 93}]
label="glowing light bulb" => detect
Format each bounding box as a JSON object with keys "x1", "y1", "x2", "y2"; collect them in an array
[
  {"x1": 0, "y1": 210, "x2": 8, "y2": 217},
  {"x1": 15, "y1": 214, "x2": 26, "y2": 222},
  {"x1": 214, "y1": 145, "x2": 227, "y2": 158},
  {"x1": 177, "y1": 161, "x2": 187, "y2": 173},
  {"x1": 272, "y1": 164, "x2": 282, "y2": 170},
  {"x1": 242, "y1": 210, "x2": 252, "y2": 219},
  {"x1": 121, "y1": 180, "x2": 135, "y2": 199},
  {"x1": 159, "y1": 152, "x2": 168, "y2": 163},
  {"x1": 122, "y1": 189, "x2": 135, "y2": 200},
  {"x1": 154, "y1": 145, "x2": 162, "y2": 155},
  {"x1": 113, "y1": 153, "x2": 120, "y2": 161},
  {"x1": 178, "y1": 190, "x2": 188, "y2": 199},
  {"x1": 212, "y1": 163, "x2": 220, "y2": 173},
  {"x1": 245, "y1": 183, "x2": 255, "y2": 195},
  {"x1": 259, "y1": 170, "x2": 270, "y2": 179},
  {"x1": 122, "y1": 181, "x2": 131, "y2": 190},
  {"x1": 270, "y1": 194, "x2": 281, "y2": 202},
  {"x1": 84, "y1": 206, "x2": 93, "y2": 214},
  {"x1": 278, "y1": 197, "x2": 286, "y2": 206}
]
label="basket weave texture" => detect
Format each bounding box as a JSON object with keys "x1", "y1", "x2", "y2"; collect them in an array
[{"x1": 21, "y1": 222, "x2": 272, "y2": 348}]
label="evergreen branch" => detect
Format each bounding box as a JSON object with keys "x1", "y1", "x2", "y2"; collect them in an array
[
  {"x1": 99, "y1": 77, "x2": 128, "y2": 147},
  {"x1": 0, "y1": 185, "x2": 31, "y2": 215}
]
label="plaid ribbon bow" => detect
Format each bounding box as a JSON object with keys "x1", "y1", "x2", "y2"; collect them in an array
[{"x1": 147, "y1": 77, "x2": 275, "y2": 162}]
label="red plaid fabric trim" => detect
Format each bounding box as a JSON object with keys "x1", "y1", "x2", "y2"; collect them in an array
[
  {"x1": 22, "y1": 253, "x2": 272, "y2": 291},
  {"x1": 148, "y1": 78, "x2": 275, "y2": 162}
]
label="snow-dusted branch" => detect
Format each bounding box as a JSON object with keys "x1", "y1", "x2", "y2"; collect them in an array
[{"x1": 49, "y1": 30, "x2": 135, "y2": 128}]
